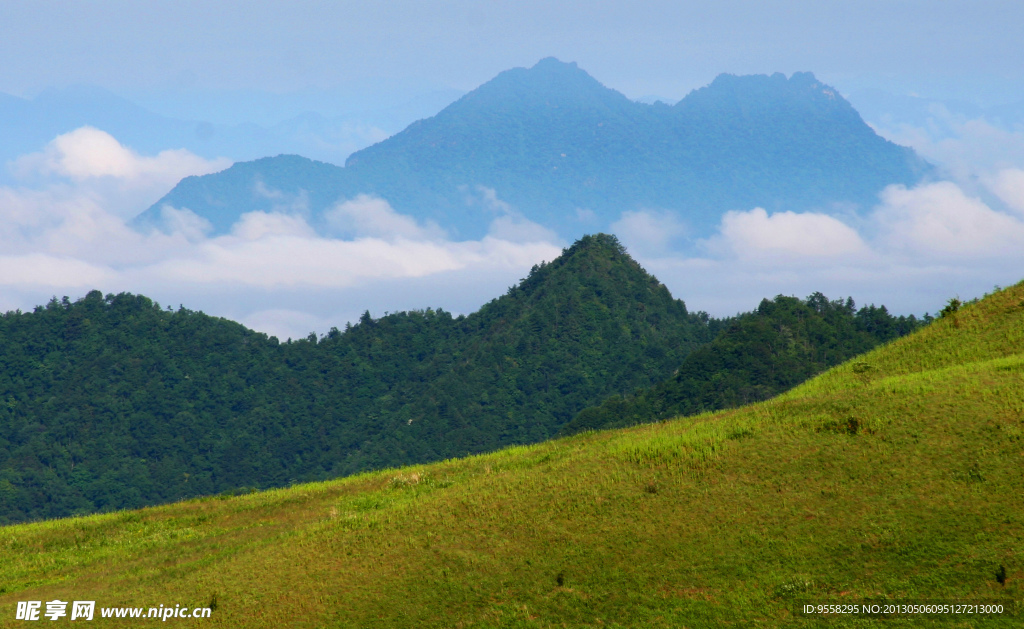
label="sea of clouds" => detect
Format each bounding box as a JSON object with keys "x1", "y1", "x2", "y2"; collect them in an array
[{"x1": 2, "y1": 118, "x2": 1024, "y2": 339}]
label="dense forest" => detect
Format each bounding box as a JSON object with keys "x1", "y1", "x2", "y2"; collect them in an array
[
  {"x1": 0, "y1": 235, "x2": 924, "y2": 524},
  {"x1": 0, "y1": 236, "x2": 719, "y2": 523},
  {"x1": 561, "y1": 293, "x2": 924, "y2": 435}
]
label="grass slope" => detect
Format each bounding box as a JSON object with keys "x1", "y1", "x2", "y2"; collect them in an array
[{"x1": 1, "y1": 284, "x2": 1022, "y2": 627}]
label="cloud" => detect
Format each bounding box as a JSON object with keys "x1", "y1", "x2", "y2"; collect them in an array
[
  {"x1": 0, "y1": 253, "x2": 112, "y2": 288},
  {"x1": 713, "y1": 207, "x2": 867, "y2": 260},
  {"x1": 12, "y1": 126, "x2": 230, "y2": 185},
  {"x1": 146, "y1": 229, "x2": 559, "y2": 289},
  {"x1": 487, "y1": 213, "x2": 558, "y2": 243},
  {"x1": 471, "y1": 185, "x2": 513, "y2": 215},
  {"x1": 872, "y1": 181, "x2": 1024, "y2": 256},
  {"x1": 869, "y1": 110, "x2": 1024, "y2": 185},
  {"x1": 158, "y1": 206, "x2": 213, "y2": 241},
  {"x1": 325, "y1": 194, "x2": 446, "y2": 241},
  {"x1": 633, "y1": 179, "x2": 1024, "y2": 319},
  {"x1": 610, "y1": 209, "x2": 688, "y2": 255},
  {"x1": 461, "y1": 185, "x2": 559, "y2": 243},
  {"x1": 0, "y1": 130, "x2": 564, "y2": 335},
  {"x1": 231, "y1": 211, "x2": 318, "y2": 241},
  {"x1": 985, "y1": 168, "x2": 1024, "y2": 216},
  {"x1": 5, "y1": 126, "x2": 1024, "y2": 338},
  {"x1": 7, "y1": 126, "x2": 231, "y2": 222},
  {"x1": 252, "y1": 180, "x2": 311, "y2": 216},
  {"x1": 240, "y1": 309, "x2": 339, "y2": 342}
]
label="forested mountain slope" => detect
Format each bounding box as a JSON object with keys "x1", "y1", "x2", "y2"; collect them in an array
[
  {"x1": 0, "y1": 235, "x2": 923, "y2": 524},
  {"x1": 562, "y1": 292, "x2": 924, "y2": 434},
  {"x1": 0, "y1": 235, "x2": 718, "y2": 523}
]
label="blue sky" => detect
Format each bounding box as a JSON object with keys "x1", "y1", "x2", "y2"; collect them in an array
[
  {"x1": 2, "y1": 1, "x2": 1024, "y2": 339},
  {"x1": 3, "y1": 1, "x2": 1022, "y2": 104}
]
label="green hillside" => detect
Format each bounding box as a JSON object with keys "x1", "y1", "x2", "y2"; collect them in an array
[
  {"x1": 1, "y1": 282, "x2": 1020, "y2": 627},
  {"x1": 0, "y1": 235, "x2": 722, "y2": 524},
  {"x1": 561, "y1": 293, "x2": 923, "y2": 435}
]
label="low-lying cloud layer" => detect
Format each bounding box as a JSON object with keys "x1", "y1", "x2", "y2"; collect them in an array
[
  {"x1": 0, "y1": 128, "x2": 564, "y2": 339},
  {"x1": 3, "y1": 125, "x2": 1024, "y2": 339},
  {"x1": 629, "y1": 175, "x2": 1024, "y2": 317}
]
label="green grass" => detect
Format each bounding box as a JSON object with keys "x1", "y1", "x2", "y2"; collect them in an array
[{"x1": 2, "y1": 285, "x2": 1023, "y2": 627}]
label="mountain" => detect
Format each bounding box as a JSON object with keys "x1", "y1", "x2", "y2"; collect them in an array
[
  {"x1": 0, "y1": 235, "x2": 720, "y2": 523},
  {"x1": 561, "y1": 292, "x2": 925, "y2": 435},
  {"x1": 131, "y1": 154, "x2": 349, "y2": 234},
  {"x1": 2, "y1": 282, "x2": 1020, "y2": 625},
  {"x1": 135, "y1": 58, "x2": 930, "y2": 239}
]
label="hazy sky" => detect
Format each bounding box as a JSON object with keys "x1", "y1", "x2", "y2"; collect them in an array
[{"x1": 3, "y1": 1, "x2": 1023, "y2": 104}]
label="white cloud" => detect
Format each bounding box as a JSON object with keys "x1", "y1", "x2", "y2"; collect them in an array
[
  {"x1": 610, "y1": 209, "x2": 688, "y2": 255},
  {"x1": 461, "y1": 186, "x2": 559, "y2": 243},
  {"x1": 472, "y1": 185, "x2": 513, "y2": 215},
  {"x1": 0, "y1": 131, "x2": 564, "y2": 333},
  {"x1": 714, "y1": 207, "x2": 867, "y2": 260},
  {"x1": 252, "y1": 180, "x2": 311, "y2": 216},
  {"x1": 231, "y1": 211, "x2": 317, "y2": 240},
  {"x1": 0, "y1": 253, "x2": 112, "y2": 287},
  {"x1": 240, "y1": 309, "x2": 337, "y2": 342},
  {"x1": 869, "y1": 111, "x2": 1024, "y2": 185},
  {"x1": 12, "y1": 126, "x2": 230, "y2": 185},
  {"x1": 575, "y1": 207, "x2": 597, "y2": 223},
  {"x1": 7, "y1": 126, "x2": 231, "y2": 222},
  {"x1": 5, "y1": 126, "x2": 1024, "y2": 337},
  {"x1": 985, "y1": 168, "x2": 1024, "y2": 216},
  {"x1": 158, "y1": 206, "x2": 213, "y2": 241},
  {"x1": 873, "y1": 182, "x2": 1024, "y2": 256},
  {"x1": 151, "y1": 236, "x2": 454, "y2": 287},
  {"x1": 145, "y1": 232, "x2": 560, "y2": 289},
  {"x1": 325, "y1": 194, "x2": 446, "y2": 241},
  {"x1": 487, "y1": 213, "x2": 558, "y2": 243},
  {"x1": 636, "y1": 179, "x2": 1024, "y2": 319}
]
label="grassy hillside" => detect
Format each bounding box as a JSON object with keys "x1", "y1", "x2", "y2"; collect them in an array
[{"x1": 1, "y1": 283, "x2": 1022, "y2": 627}]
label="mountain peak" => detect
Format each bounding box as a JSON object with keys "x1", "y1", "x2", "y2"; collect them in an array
[
  {"x1": 531, "y1": 56, "x2": 580, "y2": 72},
  {"x1": 140, "y1": 61, "x2": 927, "y2": 241},
  {"x1": 506, "y1": 233, "x2": 673, "y2": 308},
  {"x1": 441, "y1": 57, "x2": 630, "y2": 115},
  {"x1": 680, "y1": 71, "x2": 856, "y2": 115},
  {"x1": 560, "y1": 233, "x2": 627, "y2": 259}
]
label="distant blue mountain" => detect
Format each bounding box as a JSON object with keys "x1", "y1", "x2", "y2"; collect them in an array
[{"x1": 135, "y1": 58, "x2": 931, "y2": 240}]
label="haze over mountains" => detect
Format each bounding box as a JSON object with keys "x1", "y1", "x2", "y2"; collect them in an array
[
  {"x1": 134, "y1": 58, "x2": 930, "y2": 240},
  {"x1": 6, "y1": 57, "x2": 1023, "y2": 343}
]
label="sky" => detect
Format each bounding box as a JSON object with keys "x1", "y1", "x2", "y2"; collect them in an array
[
  {"x1": 2, "y1": 1, "x2": 1024, "y2": 339},
  {"x1": 4, "y1": 1, "x2": 1024, "y2": 104}
]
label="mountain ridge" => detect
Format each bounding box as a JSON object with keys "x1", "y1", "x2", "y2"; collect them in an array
[
  {"x1": 135, "y1": 58, "x2": 929, "y2": 240},
  {"x1": 0, "y1": 235, "x2": 719, "y2": 523},
  {"x1": 0, "y1": 234, "x2": 921, "y2": 524}
]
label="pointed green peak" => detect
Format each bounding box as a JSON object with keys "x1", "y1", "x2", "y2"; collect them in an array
[
  {"x1": 505, "y1": 233, "x2": 672, "y2": 307},
  {"x1": 561, "y1": 233, "x2": 628, "y2": 258},
  {"x1": 523, "y1": 233, "x2": 633, "y2": 283}
]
